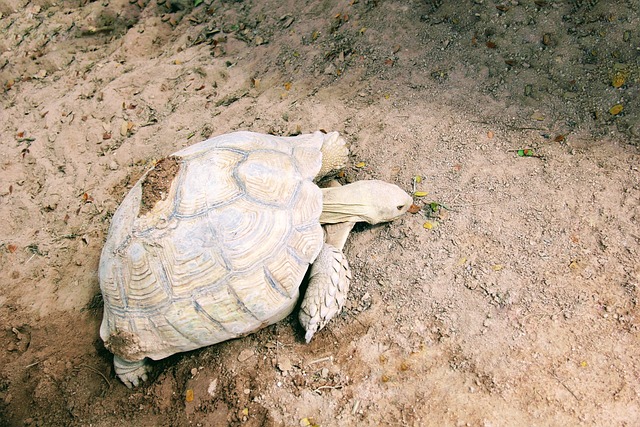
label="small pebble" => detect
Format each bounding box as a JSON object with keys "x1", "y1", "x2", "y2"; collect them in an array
[{"x1": 278, "y1": 357, "x2": 293, "y2": 373}]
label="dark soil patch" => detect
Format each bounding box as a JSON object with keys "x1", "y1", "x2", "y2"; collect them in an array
[{"x1": 140, "y1": 156, "x2": 181, "y2": 215}]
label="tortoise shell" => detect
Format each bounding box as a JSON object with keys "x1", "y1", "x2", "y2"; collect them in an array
[{"x1": 99, "y1": 131, "x2": 329, "y2": 361}]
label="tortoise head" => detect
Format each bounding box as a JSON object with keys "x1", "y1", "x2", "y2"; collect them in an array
[{"x1": 320, "y1": 180, "x2": 413, "y2": 225}]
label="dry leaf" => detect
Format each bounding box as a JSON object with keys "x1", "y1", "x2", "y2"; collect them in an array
[
  {"x1": 355, "y1": 161, "x2": 366, "y2": 168},
  {"x1": 185, "y1": 389, "x2": 194, "y2": 402},
  {"x1": 7, "y1": 244, "x2": 17, "y2": 253},
  {"x1": 491, "y1": 264, "x2": 504, "y2": 271},
  {"x1": 408, "y1": 204, "x2": 421, "y2": 214},
  {"x1": 423, "y1": 221, "x2": 433, "y2": 230},
  {"x1": 612, "y1": 72, "x2": 625, "y2": 88},
  {"x1": 487, "y1": 130, "x2": 495, "y2": 139},
  {"x1": 486, "y1": 41, "x2": 497, "y2": 49},
  {"x1": 609, "y1": 104, "x2": 623, "y2": 115},
  {"x1": 283, "y1": 82, "x2": 292, "y2": 91},
  {"x1": 300, "y1": 418, "x2": 320, "y2": 427},
  {"x1": 554, "y1": 134, "x2": 565, "y2": 142},
  {"x1": 414, "y1": 191, "x2": 428, "y2": 197}
]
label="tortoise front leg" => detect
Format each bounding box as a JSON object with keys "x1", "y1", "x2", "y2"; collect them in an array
[{"x1": 299, "y1": 242, "x2": 352, "y2": 343}]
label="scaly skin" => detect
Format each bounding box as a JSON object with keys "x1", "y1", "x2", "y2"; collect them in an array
[{"x1": 114, "y1": 356, "x2": 150, "y2": 389}]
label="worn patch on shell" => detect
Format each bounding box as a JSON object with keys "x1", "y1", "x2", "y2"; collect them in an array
[
  {"x1": 104, "y1": 330, "x2": 143, "y2": 360},
  {"x1": 140, "y1": 156, "x2": 180, "y2": 215}
]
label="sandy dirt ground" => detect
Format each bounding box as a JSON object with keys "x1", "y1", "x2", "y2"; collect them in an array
[{"x1": 1, "y1": 0, "x2": 639, "y2": 425}]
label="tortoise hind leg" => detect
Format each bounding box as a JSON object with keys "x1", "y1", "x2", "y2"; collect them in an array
[
  {"x1": 299, "y1": 242, "x2": 352, "y2": 343},
  {"x1": 114, "y1": 356, "x2": 150, "y2": 388}
]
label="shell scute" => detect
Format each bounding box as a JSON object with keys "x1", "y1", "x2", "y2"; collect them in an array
[
  {"x1": 227, "y1": 268, "x2": 296, "y2": 322},
  {"x1": 237, "y1": 150, "x2": 299, "y2": 206},
  {"x1": 207, "y1": 199, "x2": 292, "y2": 271},
  {"x1": 174, "y1": 149, "x2": 244, "y2": 217},
  {"x1": 193, "y1": 287, "x2": 262, "y2": 336},
  {"x1": 265, "y1": 250, "x2": 309, "y2": 297}
]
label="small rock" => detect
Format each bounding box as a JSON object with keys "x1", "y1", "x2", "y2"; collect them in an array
[
  {"x1": 321, "y1": 368, "x2": 329, "y2": 378},
  {"x1": 238, "y1": 348, "x2": 254, "y2": 362},
  {"x1": 278, "y1": 357, "x2": 293, "y2": 373},
  {"x1": 190, "y1": 368, "x2": 198, "y2": 377},
  {"x1": 109, "y1": 161, "x2": 119, "y2": 170},
  {"x1": 324, "y1": 63, "x2": 337, "y2": 75},
  {"x1": 207, "y1": 378, "x2": 217, "y2": 397}
]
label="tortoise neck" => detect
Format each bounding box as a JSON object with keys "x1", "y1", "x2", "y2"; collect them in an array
[{"x1": 319, "y1": 183, "x2": 375, "y2": 225}]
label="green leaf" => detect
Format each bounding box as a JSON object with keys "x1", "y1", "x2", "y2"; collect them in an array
[
  {"x1": 194, "y1": 0, "x2": 204, "y2": 6},
  {"x1": 517, "y1": 149, "x2": 535, "y2": 157}
]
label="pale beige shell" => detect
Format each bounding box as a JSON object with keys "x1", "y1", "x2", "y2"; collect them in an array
[{"x1": 99, "y1": 131, "x2": 328, "y2": 361}]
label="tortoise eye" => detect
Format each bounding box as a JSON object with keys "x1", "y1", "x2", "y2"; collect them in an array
[{"x1": 397, "y1": 205, "x2": 405, "y2": 211}]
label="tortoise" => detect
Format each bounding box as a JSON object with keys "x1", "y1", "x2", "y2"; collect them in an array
[{"x1": 99, "y1": 131, "x2": 412, "y2": 387}]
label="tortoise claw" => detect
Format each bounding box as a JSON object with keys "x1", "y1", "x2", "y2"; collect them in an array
[{"x1": 113, "y1": 356, "x2": 150, "y2": 388}]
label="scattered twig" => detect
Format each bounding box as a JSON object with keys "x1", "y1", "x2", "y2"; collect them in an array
[
  {"x1": 79, "y1": 26, "x2": 114, "y2": 36},
  {"x1": 76, "y1": 364, "x2": 112, "y2": 389},
  {"x1": 25, "y1": 360, "x2": 41, "y2": 369},
  {"x1": 351, "y1": 399, "x2": 360, "y2": 415},
  {"x1": 550, "y1": 370, "x2": 580, "y2": 401},
  {"x1": 313, "y1": 384, "x2": 342, "y2": 394},
  {"x1": 308, "y1": 356, "x2": 333, "y2": 365}
]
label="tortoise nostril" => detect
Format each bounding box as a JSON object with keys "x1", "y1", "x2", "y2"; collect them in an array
[{"x1": 397, "y1": 205, "x2": 405, "y2": 211}]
